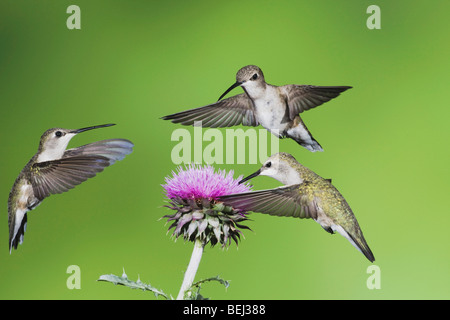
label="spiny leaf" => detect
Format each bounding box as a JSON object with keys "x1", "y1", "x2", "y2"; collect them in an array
[
  {"x1": 183, "y1": 275, "x2": 230, "y2": 300},
  {"x1": 192, "y1": 275, "x2": 230, "y2": 290},
  {"x1": 97, "y1": 272, "x2": 170, "y2": 300}
]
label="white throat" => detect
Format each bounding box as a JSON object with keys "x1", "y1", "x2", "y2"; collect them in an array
[
  {"x1": 36, "y1": 134, "x2": 76, "y2": 162},
  {"x1": 241, "y1": 81, "x2": 267, "y2": 100}
]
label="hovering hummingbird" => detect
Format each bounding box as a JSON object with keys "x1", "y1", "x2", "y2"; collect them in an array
[
  {"x1": 219, "y1": 152, "x2": 375, "y2": 262},
  {"x1": 8, "y1": 124, "x2": 134, "y2": 253},
  {"x1": 162, "y1": 65, "x2": 351, "y2": 152}
]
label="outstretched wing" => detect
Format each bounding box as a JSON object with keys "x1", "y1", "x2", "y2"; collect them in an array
[
  {"x1": 218, "y1": 184, "x2": 319, "y2": 220},
  {"x1": 161, "y1": 93, "x2": 258, "y2": 127},
  {"x1": 283, "y1": 85, "x2": 352, "y2": 120},
  {"x1": 30, "y1": 139, "x2": 133, "y2": 200},
  {"x1": 62, "y1": 139, "x2": 134, "y2": 163}
]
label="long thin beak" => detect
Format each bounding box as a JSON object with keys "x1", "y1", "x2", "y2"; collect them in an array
[
  {"x1": 218, "y1": 81, "x2": 243, "y2": 101},
  {"x1": 71, "y1": 123, "x2": 115, "y2": 134},
  {"x1": 238, "y1": 169, "x2": 261, "y2": 184}
]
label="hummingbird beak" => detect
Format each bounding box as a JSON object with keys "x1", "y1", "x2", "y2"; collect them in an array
[
  {"x1": 71, "y1": 124, "x2": 116, "y2": 134},
  {"x1": 218, "y1": 81, "x2": 243, "y2": 101},
  {"x1": 238, "y1": 169, "x2": 261, "y2": 184}
]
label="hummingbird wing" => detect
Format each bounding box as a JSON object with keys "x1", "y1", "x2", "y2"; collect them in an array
[
  {"x1": 219, "y1": 184, "x2": 319, "y2": 219},
  {"x1": 161, "y1": 94, "x2": 259, "y2": 127},
  {"x1": 62, "y1": 139, "x2": 134, "y2": 164},
  {"x1": 283, "y1": 85, "x2": 352, "y2": 120},
  {"x1": 30, "y1": 139, "x2": 134, "y2": 200},
  {"x1": 221, "y1": 184, "x2": 376, "y2": 262}
]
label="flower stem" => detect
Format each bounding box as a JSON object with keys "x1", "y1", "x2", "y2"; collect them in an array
[{"x1": 176, "y1": 238, "x2": 205, "y2": 300}]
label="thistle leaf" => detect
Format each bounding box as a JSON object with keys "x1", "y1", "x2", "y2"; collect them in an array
[
  {"x1": 98, "y1": 273, "x2": 170, "y2": 299},
  {"x1": 183, "y1": 275, "x2": 230, "y2": 300},
  {"x1": 192, "y1": 275, "x2": 230, "y2": 290}
]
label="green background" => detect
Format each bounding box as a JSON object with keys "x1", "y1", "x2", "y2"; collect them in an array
[{"x1": 0, "y1": 0, "x2": 448, "y2": 299}]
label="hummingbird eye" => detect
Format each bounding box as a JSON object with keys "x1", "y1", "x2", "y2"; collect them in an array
[
  {"x1": 251, "y1": 73, "x2": 258, "y2": 80},
  {"x1": 55, "y1": 131, "x2": 62, "y2": 137},
  {"x1": 265, "y1": 161, "x2": 272, "y2": 168}
]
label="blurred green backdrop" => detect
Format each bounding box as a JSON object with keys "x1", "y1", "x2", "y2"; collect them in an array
[{"x1": 0, "y1": 0, "x2": 448, "y2": 300}]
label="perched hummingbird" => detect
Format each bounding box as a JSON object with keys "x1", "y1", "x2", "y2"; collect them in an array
[
  {"x1": 219, "y1": 152, "x2": 375, "y2": 262},
  {"x1": 162, "y1": 65, "x2": 351, "y2": 152},
  {"x1": 7, "y1": 124, "x2": 134, "y2": 253}
]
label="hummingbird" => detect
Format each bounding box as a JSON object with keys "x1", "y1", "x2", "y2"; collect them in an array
[
  {"x1": 219, "y1": 152, "x2": 375, "y2": 262},
  {"x1": 162, "y1": 65, "x2": 351, "y2": 152},
  {"x1": 7, "y1": 124, "x2": 134, "y2": 253}
]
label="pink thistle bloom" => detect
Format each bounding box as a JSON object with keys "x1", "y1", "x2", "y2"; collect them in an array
[
  {"x1": 161, "y1": 164, "x2": 252, "y2": 247},
  {"x1": 162, "y1": 164, "x2": 251, "y2": 201}
]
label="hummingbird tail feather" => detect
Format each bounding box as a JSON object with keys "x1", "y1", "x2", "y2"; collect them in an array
[
  {"x1": 333, "y1": 225, "x2": 375, "y2": 262},
  {"x1": 285, "y1": 123, "x2": 323, "y2": 152},
  {"x1": 289, "y1": 134, "x2": 323, "y2": 152},
  {"x1": 9, "y1": 211, "x2": 28, "y2": 253},
  {"x1": 348, "y1": 232, "x2": 375, "y2": 263}
]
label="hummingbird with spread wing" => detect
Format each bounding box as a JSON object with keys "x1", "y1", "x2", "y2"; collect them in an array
[
  {"x1": 219, "y1": 152, "x2": 375, "y2": 262},
  {"x1": 162, "y1": 65, "x2": 351, "y2": 152},
  {"x1": 8, "y1": 124, "x2": 133, "y2": 253}
]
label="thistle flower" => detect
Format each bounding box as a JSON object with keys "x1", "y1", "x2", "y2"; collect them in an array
[{"x1": 162, "y1": 164, "x2": 252, "y2": 247}]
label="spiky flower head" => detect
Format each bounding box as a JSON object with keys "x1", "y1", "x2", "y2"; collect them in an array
[{"x1": 162, "y1": 164, "x2": 252, "y2": 247}]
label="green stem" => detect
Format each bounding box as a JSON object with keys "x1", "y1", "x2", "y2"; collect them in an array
[{"x1": 176, "y1": 238, "x2": 205, "y2": 300}]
